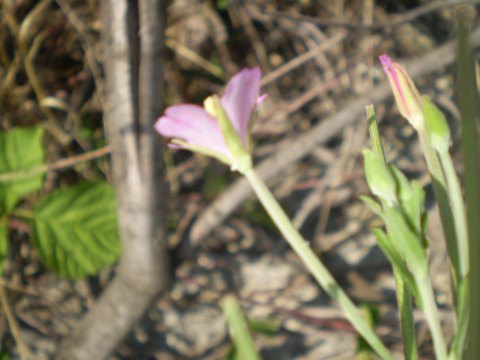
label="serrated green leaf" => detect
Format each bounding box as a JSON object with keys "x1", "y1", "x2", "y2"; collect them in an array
[
  {"x1": 0, "y1": 127, "x2": 45, "y2": 212},
  {"x1": 32, "y1": 181, "x2": 120, "y2": 279},
  {"x1": 0, "y1": 216, "x2": 8, "y2": 276}
]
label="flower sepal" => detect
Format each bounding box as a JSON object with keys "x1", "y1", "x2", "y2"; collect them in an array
[
  {"x1": 209, "y1": 95, "x2": 253, "y2": 173},
  {"x1": 169, "y1": 138, "x2": 232, "y2": 166}
]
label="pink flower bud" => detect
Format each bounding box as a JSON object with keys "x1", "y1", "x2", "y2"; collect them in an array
[{"x1": 379, "y1": 54, "x2": 424, "y2": 129}]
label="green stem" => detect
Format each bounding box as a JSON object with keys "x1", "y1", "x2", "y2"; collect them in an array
[
  {"x1": 456, "y1": 12, "x2": 480, "y2": 360},
  {"x1": 243, "y1": 167, "x2": 392, "y2": 360},
  {"x1": 418, "y1": 130, "x2": 460, "y2": 287},
  {"x1": 393, "y1": 269, "x2": 418, "y2": 360},
  {"x1": 367, "y1": 105, "x2": 386, "y2": 162},
  {"x1": 448, "y1": 277, "x2": 469, "y2": 360},
  {"x1": 221, "y1": 295, "x2": 261, "y2": 360},
  {"x1": 438, "y1": 151, "x2": 469, "y2": 280},
  {"x1": 416, "y1": 276, "x2": 448, "y2": 360}
]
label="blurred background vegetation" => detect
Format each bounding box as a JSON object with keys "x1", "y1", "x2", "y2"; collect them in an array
[{"x1": 0, "y1": 0, "x2": 478, "y2": 358}]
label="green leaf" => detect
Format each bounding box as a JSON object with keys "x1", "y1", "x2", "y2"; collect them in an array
[
  {"x1": 372, "y1": 228, "x2": 417, "y2": 299},
  {"x1": 0, "y1": 127, "x2": 45, "y2": 212},
  {"x1": 356, "y1": 303, "x2": 381, "y2": 358},
  {"x1": 383, "y1": 206, "x2": 427, "y2": 275},
  {"x1": 216, "y1": 0, "x2": 230, "y2": 10},
  {"x1": 359, "y1": 195, "x2": 383, "y2": 217},
  {"x1": 390, "y1": 166, "x2": 426, "y2": 238},
  {"x1": 0, "y1": 216, "x2": 8, "y2": 276},
  {"x1": 457, "y1": 13, "x2": 480, "y2": 357},
  {"x1": 366, "y1": 105, "x2": 386, "y2": 162},
  {"x1": 247, "y1": 318, "x2": 281, "y2": 335},
  {"x1": 32, "y1": 181, "x2": 120, "y2": 279},
  {"x1": 389, "y1": 165, "x2": 412, "y2": 205}
]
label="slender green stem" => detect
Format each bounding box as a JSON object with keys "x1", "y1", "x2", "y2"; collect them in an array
[
  {"x1": 367, "y1": 105, "x2": 386, "y2": 162},
  {"x1": 221, "y1": 295, "x2": 261, "y2": 360},
  {"x1": 416, "y1": 276, "x2": 448, "y2": 360},
  {"x1": 368, "y1": 105, "x2": 417, "y2": 358},
  {"x1": 243, "y1": 167, "x2": 392, "y2": 360},
  {"x1": 393, "y1": 269, "x2": 418, "y2": 360},
  {"x1": 449, "y1": 277, "x2": 469, "y2": 360},
  {"x1": 456, "y1": 12, "x2": 480, "y2": 360},
  {"x1": 438, "y1": 151, "x2": 469, "y2": 279},
  {"x1": 418, "y1": 130, "x2": 460, "y2": 287}
]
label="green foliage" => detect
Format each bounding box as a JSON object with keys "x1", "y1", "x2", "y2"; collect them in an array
[
  {"x1": 202, "y1": 169, "x2": 228, "y2": 200},
  {"x1": 362, "y1": 149, "x2": 396, "y2": 205},
  {"x1": 363, "y1": 112, "x2": 429, "y2": 274},
  {"x1": 372, "y1": 228, "x2": 417, "y2": 298},
  {"x1": 363, "y1": 106, "x2": 421, "y2": 360},
  {"x1": 456, "y1": 11, "x2": 480, "y2": 359},
  {"x1": 241, "y1": 200, "x2": 276, "y2": 231},
  {"x1": 422, "y1": 96, "x2": 451, "y2": 154},
  {"x1": 0, "y1": 127, "x2": 45, "y2": 212},
  {"x1": 0, "y1": 217, "x2": 8, "y2": 276},
  {"x1": 0, "y1": 350, "x2": 9, "y2": 360},
  {"x1": 356, "y1": 303, "x2": 381, "y2": 359},
  {"x1": 246, "y1": 318, "x2": 281, "y2": 335},
  {"x1": 31, "y1": 181, "x2": 120, "y2": 279},
  {"x1": 216, "y1": 0, "x2": 230, "y2": 11}
]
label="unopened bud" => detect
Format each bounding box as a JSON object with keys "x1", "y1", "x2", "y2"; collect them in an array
[
  {"x1": 422, "y1": 96, "x2": 451, "y2": 153},
  {"x1": 380, "y1": 54, "x2": 424, "y2": 130},
  {"x1": 363, "y1": 149, "x2": 397, "y2": 205}
]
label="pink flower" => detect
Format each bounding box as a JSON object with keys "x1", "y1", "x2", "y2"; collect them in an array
[
  {"x1": 155, "y1": 67, "x2": 264, "y2": 167},
  {"x1": 379, "y1": 54, "x2": 424, "y2": 129}
]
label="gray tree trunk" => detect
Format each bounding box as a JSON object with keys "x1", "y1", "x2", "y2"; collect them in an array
[{"x1": 56, "y1": 1, "x2": 170, "y2": 359}]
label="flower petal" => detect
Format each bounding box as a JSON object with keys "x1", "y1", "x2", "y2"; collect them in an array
[
  {"x1": 221, "y1": 67, "x2": 262, "y2": 143},
  {"x1": 257, "y1": 93, "x2": 268, "y2": 105},
  {"x1": 154, "y1": 105, "x2": 230, "y2": 156}
]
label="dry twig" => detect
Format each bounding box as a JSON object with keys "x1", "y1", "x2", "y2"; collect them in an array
[
  {"x1": 0, "y1": 287, "x2": 32, "y2": 360},
  {"x1": 260, "y1": 0, "x2": 480, "y2": 30}
]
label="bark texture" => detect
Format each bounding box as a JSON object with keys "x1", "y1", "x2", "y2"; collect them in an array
[{"x1": 56, "y1": 1, "x2": 170, "y2": 358}]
